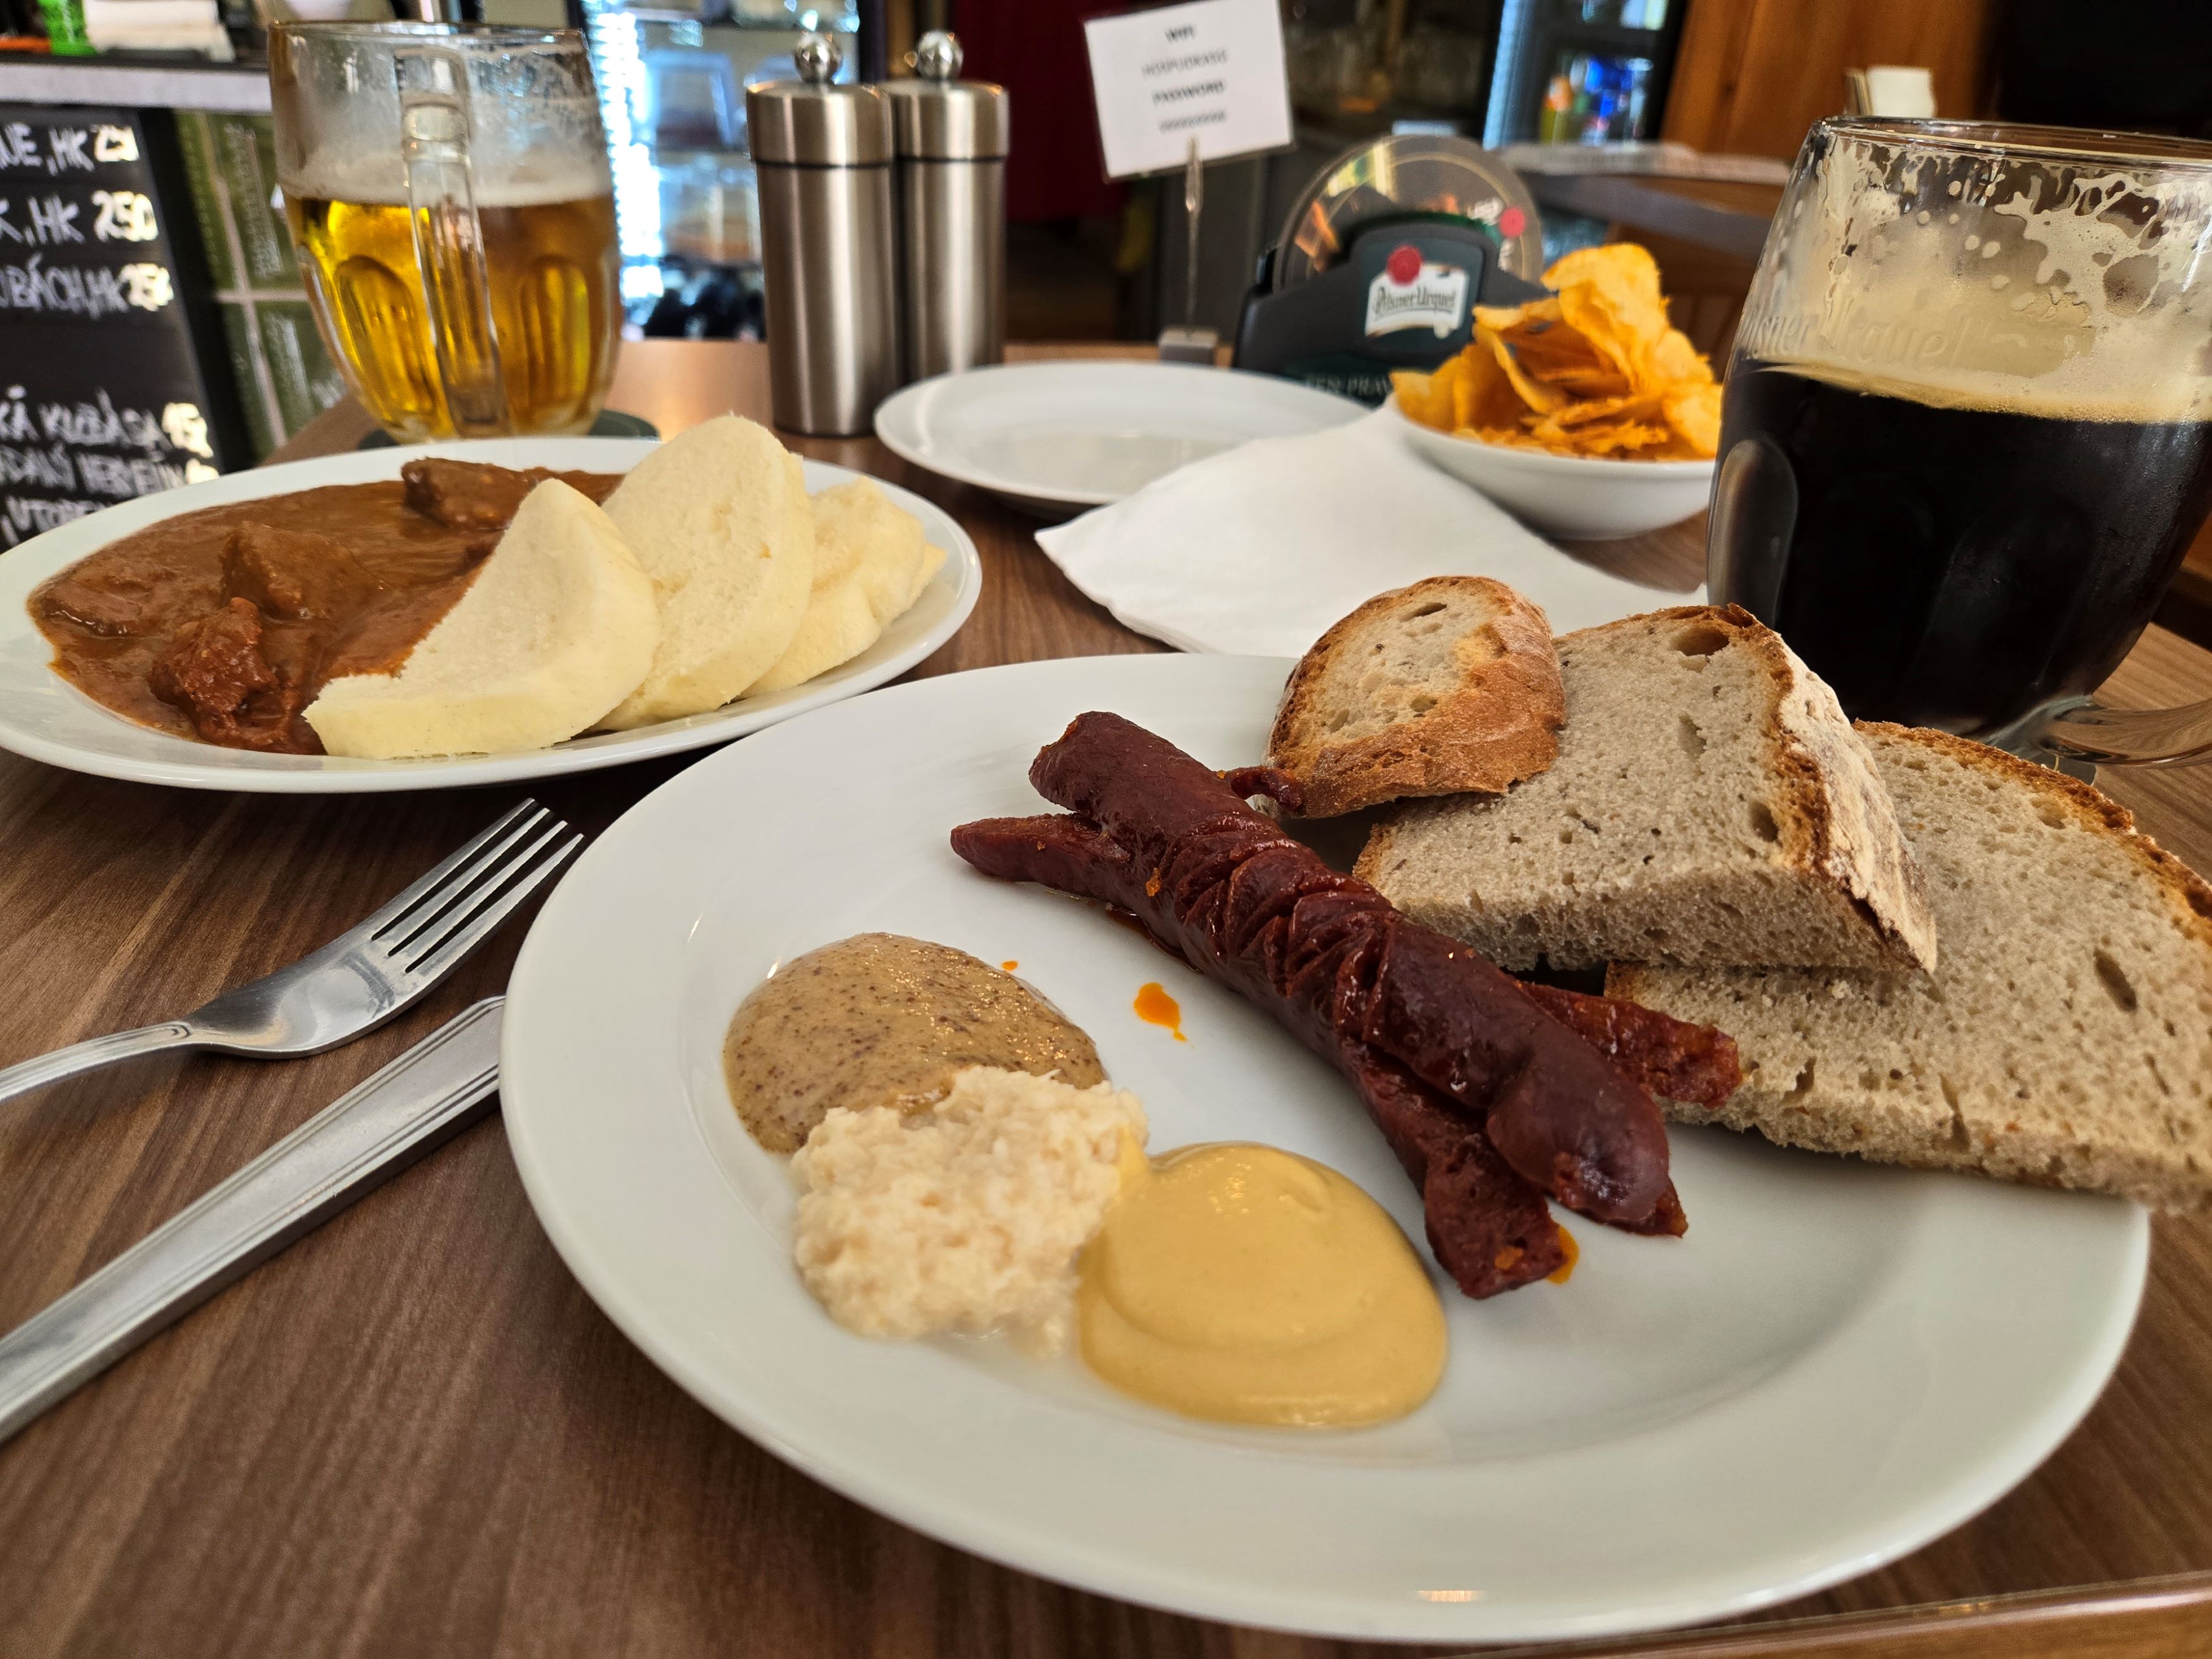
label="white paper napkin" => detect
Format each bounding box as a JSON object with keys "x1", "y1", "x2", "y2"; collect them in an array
[{"x1": 1033, "y1": 410, "x2": 1695, "y2": 656}]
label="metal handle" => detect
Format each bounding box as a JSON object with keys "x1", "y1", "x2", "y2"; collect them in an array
[
  {"x1": 0, "y1": 1000, "x2": 504, "y2": 1445},
  {"x1": 396, "y1": 47, "x2": 509, "y2": 437},
  {"x1": 0, "y1": 1023, "x2": 197, "y2": 1111},
  {"x1": 2035, "y1": 695, "x2": 2212, "y2": 769}
]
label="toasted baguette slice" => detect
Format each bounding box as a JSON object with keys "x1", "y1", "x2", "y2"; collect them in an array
[
  {"x1": 1611, "y1": 725, "x2": 2212, "y2": 1213},
  {"x1": 1357, "y1": 605, "x2": 1937, "y2": 972},
  {"x1": 749, "y1": 479, "x2": 928, "y2": 696},
  {"x1": 304, "y1": 480, "x2": 657, "y2": 758},
  {"x1": 599, "y1": 415, "x2": 814, "y2": 728},
  {"x1": 1267, "y1": 576, "x2": 1565, "y2": 817}
]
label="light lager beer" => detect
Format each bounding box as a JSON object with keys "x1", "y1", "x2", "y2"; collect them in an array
[
  {"x1": 270, "y1": 22, "x2": 620, "y2": 442},
  {"x1": 288, "y1": 187, "x2": 618, "y2": 441}
]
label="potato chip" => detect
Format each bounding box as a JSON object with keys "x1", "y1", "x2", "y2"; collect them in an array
[
  {"x1": 1557, "y1": 286, "x2": 1659, "y2": 387},
  {"x1": 1472, "y1": 296, "x2": 1561, "y2": 332},
  {"x1": 1577, "y1": 422, "x2": 1674, "y2": 455},
  {"x1": 1390, "y1": 367, "x2": 1447, "y2": 428},
  {"x1": 1662, "y1": 380, "x2": 1723, "y2": 456},
  {"x1": 1497, "y1": 320, "x2": 1629, "y2": 398},
  {"x1": 1542, "y1": 392, "x2": 1667, "y2": 429},
  {"x1": 1458, "y1": 425, "x2": 1523, "y2": 447},
  {"x1": 1430, "y1": 357, "x2": 1464, "y2": 427},
  {"x1": 1644, "y1": 327, "x2": 1708, "y2": 392},
  {"x1": 1538, "y1": 365, "x2": 1628, "y2": 397},
  {"x1": 1392, "y1": 240, "x2": 1722, "y2": 461},
  {"x1": 1438, "y1": 339, "x2": 1522, "y2": 430},
  {"x1": 1481, "y1": 327, "x2": 1569, "y2": 415},
  {"x1": 1544, "y1": 243, "x2": 1665, "y2": 309}
]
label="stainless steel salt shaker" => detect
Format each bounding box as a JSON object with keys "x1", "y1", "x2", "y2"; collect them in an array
[
  {"x1": 883, "y1": 31, "x2": 1008, "y2": 381},
  {"x1": 746, "y1": 35, "x2": 900, "y2": 435}
]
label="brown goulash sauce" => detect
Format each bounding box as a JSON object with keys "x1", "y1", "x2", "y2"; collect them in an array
[
  {"x1": 723, "y1": 933, "x2": 1106, "y2": 1154},
  {"x1": 29, "y1": 459, "x2": 621, "y2": 755}
]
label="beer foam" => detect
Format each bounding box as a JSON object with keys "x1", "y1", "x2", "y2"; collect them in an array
[
  {"x1": 1738, "y1": 126, "x2": 2212, "y2": 422},
  {"x1": 1737, "y1": 356, "x2": 2212, "y2": 425},
  {"x1": 282, "y1": 154, "x2": 612, "y2": 211}
]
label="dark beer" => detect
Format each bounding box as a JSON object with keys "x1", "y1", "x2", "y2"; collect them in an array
[{"x1": 1708, "y1": 357, "x2": 2212, "y2": 737}]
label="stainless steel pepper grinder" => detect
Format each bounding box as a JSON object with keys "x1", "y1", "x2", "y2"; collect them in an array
[
  {"x1": 746, "y1": 35, "x2": 901, "y2": 436},
  {"x1": 882, "y1": 31, "x2": 1008, "y2": 381}
]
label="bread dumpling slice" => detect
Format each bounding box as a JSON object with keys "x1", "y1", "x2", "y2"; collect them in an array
[
  {"x1": 748, "y1": 479, "x2": 933, "y2": 696},
  {"x1": 599, "y1": 415, "x2": 815, "y2": 728},
  {"x1": 850, "y1": 481, "x2": 943, "y2": 621},
  {"x1": 304, "y1": 480, "x2": 657, "y2": 759},
  {"x1": 746, "y1": 581, "x2": 879, "y2": 697},
  {"x1": 833, "y1": 479, "x2": 930, "y2": 626},
  {"x1": 901, "y1": 542, "x2": 947, "y2": 614}
]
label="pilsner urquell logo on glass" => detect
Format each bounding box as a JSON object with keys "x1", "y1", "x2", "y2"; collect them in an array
[{"x1": 1366, "y1": 243, "x2": 1469, "y2": 339}]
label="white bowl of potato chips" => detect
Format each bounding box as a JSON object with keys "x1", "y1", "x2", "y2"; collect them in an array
[
  {"x1": 1388, "y1": 398, "x2": 1713, "y2": 540},
  {"x1": 1389, "y1": 243, "x2": 1719, "y2": 539}
]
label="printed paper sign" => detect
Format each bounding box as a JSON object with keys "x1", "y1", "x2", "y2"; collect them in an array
[{"x1": 1083, "y1": 0, "x2": 1293, "y2": 179}]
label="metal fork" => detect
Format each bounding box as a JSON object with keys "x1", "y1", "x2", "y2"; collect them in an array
[{"x1": 0, "y1": 801, "x2": 578, "y2": 1109}]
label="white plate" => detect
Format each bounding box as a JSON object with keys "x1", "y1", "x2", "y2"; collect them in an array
[
  {"x1": 0, "y1": 438, "x2": 981, "y2": 793},
  {"x1": 501, "y1": 653, "x2": 2146, "y2": 1645},
  {"x1": 1386, "y1": 396, "x2": 1715, "y2": 540},
  {"x1": 873, "y1": 362, "x2": 1367, "y2": 514}
]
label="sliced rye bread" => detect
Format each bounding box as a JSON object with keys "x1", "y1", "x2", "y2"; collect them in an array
[
  {"x1": 1356, "y1": 605, "x2": 1938, "y2": 973},
  {"x1": 1267, "y1": 576, "x2": 1564, "y2": 817},
  {"x1": 1610, "y1": 724, "x2": 2212, "y2": 1213}
]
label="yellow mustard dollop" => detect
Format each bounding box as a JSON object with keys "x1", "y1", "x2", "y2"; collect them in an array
[{"x1": 1078, "y1": 1143, "x2": 1447, "y2": 1427}]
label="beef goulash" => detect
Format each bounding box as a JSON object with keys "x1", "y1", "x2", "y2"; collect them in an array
[
  {"x1": 29, "y1": 459, "x2": 619, "y2": 755},
  {"x1": 951, "y1": 712, "x2": 1742, "y2": 1299}
]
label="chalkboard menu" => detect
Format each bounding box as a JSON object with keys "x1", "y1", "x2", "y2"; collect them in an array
[{"x1": 0, "y1": 102, "x2": 245, "y2": 552}]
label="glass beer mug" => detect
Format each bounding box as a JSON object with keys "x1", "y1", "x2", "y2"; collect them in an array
[
  {"x1": 270, "y1": 23, "x2": 621, "y2": 442},
  {"x1": 1710, "y1": 119, "x2": 2212, "y2": 767}
]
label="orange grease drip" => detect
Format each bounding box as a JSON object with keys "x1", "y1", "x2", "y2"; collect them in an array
[
  {"x1": 1000, "y1": 960, "x2": 1019, "y2": 971},
  {"x1": 1134, "y1": 981, "x2": 1186, "y2": 1041},
  {"x1": 1496, "y1": 1227, "x2": 1579, "y2": 1283},
  {"x1": 1548, "y1": 1226, "x2": 1579, "y2": 1284}
]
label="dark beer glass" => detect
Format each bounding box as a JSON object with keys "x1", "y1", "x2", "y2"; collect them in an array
[{"x1": 1710, "y1": 119, "x2": 2212, "y2": 767}]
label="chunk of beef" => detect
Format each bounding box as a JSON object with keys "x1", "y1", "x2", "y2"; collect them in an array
[
  {"x1": 33, "y1": 560, "x2": 219, "y2": 639},
  {"x1": 221, "y1": 522, "x2": 387, "y2": 621},
  {"x1": 401, "y1": 458, "x2": 562, "y2": 531},
  {"x1": 148, "y1": 597, "x2": 312, "y2": 751}
]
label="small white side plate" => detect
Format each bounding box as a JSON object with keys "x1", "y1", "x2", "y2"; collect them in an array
[
  {"x1": 874, "y1": 362, "x2": 1366, "y2": 514},
  {"x1": 0, "y1": 438, "x2": 980, "y2": 793},
  {"x1": 501, "y1": 652, "x2": 2146, "y2": 1645}
]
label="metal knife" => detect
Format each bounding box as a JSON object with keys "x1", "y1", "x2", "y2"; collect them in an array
[{"x1": 0, "y1": 998, "x2": 504, "y2": 1445}]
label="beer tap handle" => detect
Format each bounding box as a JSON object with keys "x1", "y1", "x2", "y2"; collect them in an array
[
  {"x1": 2036, "y1": 695, "x2": 2212, "y2": 770},
  {"x1": 395, "y1": 46, "x2": 511, "y2": 439}
]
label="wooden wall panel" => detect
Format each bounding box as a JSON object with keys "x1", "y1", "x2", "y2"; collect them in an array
[{"x1": 1663, "y1": 0, "x2": 1998, "y2": 160}]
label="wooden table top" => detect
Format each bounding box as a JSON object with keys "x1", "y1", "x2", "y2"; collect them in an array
[{"x1": 3, "y1": 339, "x2": 2211, "y2": 1659}]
